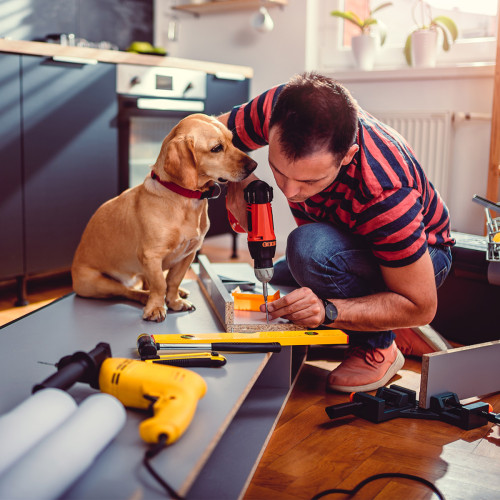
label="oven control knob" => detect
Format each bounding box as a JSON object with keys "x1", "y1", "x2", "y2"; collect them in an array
[{"x1": 130, "y1": 76, "x2": 141, "y2": 87}]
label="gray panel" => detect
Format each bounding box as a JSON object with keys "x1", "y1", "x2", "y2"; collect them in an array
[
  {"x1": 0, "y1": 53, "x2": 24, "y2": 280},
  {"x1": 0, "y1": 279, "x2": 285, "y2": 498},
  {"x1": 21, "y1": 55, "x2": 118, "y2": 274}
]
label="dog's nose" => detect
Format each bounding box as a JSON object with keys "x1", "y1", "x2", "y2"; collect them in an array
[{"x1": 246, "y1": 158, "x2": 258, "y2": 173}]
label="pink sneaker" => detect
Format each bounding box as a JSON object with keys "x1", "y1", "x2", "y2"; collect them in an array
[
  {"x1": 395, "y1": 325, "x2": 451, "y2": 358},
  {"x1": 326, "y1": 341, "x2": 404, "y2": 393}
]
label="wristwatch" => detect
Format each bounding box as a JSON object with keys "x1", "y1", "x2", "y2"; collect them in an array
[{"x1": 321, "y1": 299, "x2": 338, "y2": 325}]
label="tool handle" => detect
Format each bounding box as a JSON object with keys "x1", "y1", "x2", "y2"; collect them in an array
[
  {"x1": 212, "y1": 342, "x2": 281, "y2": 353},
  {"x1": 325, "y1": 401, "x2": 363, "y2": 420},
  {"x1": 151, "y1": 358, "x2": 226, "y2": 368}
]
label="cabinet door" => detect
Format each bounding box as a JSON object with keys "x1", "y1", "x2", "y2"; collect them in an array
[
  {"x1": 0, "y1": 54, "x2": 24, "y2": 281},
  {"x1": 21, "y1": 56, "x2": 118, "y2": 275},
  {"x1": 205, "y1": 75, "x2": 250, "y2": 238}
]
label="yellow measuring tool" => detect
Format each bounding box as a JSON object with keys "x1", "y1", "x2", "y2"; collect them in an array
[{"x1": 148, "y1": 329, "x2": 348, "y2": 347}]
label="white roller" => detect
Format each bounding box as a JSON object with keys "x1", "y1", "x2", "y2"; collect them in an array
[
  {"x1": 0, "y1": 393, "x2": 126, "y2": 500},
  {"x1": 0, "y1": 388, "x2": 77, "y2": 475}
]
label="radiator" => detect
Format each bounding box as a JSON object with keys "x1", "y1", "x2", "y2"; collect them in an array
[{"x1": 370, "y1": 110, "x2": 453, "y2": 202}]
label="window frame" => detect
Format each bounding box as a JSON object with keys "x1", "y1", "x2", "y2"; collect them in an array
[{"x1": 307, "y1": 0, "x2": 497, "y2": 72}]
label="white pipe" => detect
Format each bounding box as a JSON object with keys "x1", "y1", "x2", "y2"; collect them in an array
[
  {"x1": 0, "y1": 389, "x2": 77, "y2": 475},
  {"x1": 0, "y1": 393, "x2": 126, "y2": 500}
]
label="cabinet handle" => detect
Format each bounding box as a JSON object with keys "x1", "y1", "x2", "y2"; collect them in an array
[
  {"x1": 50, "y1": 56, "x2": 98, "y2": 66},
  {"x1": 214, "y1": 71, "x2": 245, "y2": 82}
]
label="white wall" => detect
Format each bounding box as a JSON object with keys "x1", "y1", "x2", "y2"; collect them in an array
[
  {"x1": 155, "y1": 0, "x2": 308, "y2": 246},
  {"x1": 334, "y1": 71, "x2": 494, "y2": 235}
]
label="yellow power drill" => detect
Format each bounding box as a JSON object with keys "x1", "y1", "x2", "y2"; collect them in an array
[{"x1": 33, "y1": 342, "x2": 207, "y2": 445}]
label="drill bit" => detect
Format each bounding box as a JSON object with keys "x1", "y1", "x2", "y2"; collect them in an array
[{"x1": 263, "y1": 282, "x2": 269, "y2": 324}]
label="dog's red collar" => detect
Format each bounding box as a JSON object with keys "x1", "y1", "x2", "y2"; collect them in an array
[{"x1": 150, "y1": 172, "x2": 221, "y2": 200}]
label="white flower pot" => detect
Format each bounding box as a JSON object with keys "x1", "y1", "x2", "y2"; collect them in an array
[
  {"x1": 411, "y1": 29, "x2": 438, "y2": 68},
  {"x1": 351, "y1": 34, "x2": 377, "y2": 71}
]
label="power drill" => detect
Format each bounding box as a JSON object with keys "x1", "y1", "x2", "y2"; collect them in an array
[
  {"x1": 228, "y1": 180, "x2": 276, "y2": 323},
  {"x1": 33, "y1": 343, "x2": 207, "y2": 445}
]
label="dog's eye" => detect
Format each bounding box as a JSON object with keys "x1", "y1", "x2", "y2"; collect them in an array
[{"x1": 211, "y1": 144, "x2": 223, "y2": 153}]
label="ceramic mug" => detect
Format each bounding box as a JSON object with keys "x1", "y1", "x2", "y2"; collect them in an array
[{"x1": 252, "y1": 7, "x2": 274, "y2": 33}]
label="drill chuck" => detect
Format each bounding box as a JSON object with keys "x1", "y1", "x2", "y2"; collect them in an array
[{"x1": 254, "y1": 267, "x2": 274, "y2": 284}]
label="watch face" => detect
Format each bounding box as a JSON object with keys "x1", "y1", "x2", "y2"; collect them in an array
[{"x1": 323, "y1": 300, "x2": 338, "y2": 323}]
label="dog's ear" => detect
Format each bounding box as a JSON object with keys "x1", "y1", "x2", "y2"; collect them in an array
[{"x1": 162, "y1": 136, "x2": 198, "y2": 190}]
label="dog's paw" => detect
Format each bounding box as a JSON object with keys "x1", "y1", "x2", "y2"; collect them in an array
[
  {"x1": 143, "y1": 305, "x2": 166, "y2": 322},
  {"x1": 178, "y1": 287, "x2": 190, "y2": 299},
  {"x1": 167, "y1": 297, "x2": 195, "y2": 312}
]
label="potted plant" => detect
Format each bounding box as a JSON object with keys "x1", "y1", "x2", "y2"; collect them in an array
[
  {"x1": 331, "y1": 2, "x2": 393, "y2": 70},
  {"x1": 404, "y1": 0, "x2": 458, "y2": 67}
]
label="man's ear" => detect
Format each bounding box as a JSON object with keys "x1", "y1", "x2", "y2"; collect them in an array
[
  {"x1": 162, "y1": 136, "x2": 198, "y2": 190},
  {"x1": 341, "y1": 144, "x2": 359, "y2": 166}
]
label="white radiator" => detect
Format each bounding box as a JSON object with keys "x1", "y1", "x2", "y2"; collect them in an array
[{"x1": 370, "y1": 110, "x2": 453, "y2": 202}]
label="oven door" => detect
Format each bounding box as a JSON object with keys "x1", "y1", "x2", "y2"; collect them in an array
[{"x1": 118, "y1": 95, "x2": 206, "y2": 190}]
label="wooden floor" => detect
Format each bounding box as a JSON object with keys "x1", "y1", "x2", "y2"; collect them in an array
[{"x1": 1, "y1": 240, "x2": 499, "y2": 500}]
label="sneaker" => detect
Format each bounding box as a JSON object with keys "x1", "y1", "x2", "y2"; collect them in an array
[
  {"x1": 395, "y1": 325, "x2": 451, "y2": 358},
  {"x1": 326, "y1": 341, "x2": 404, "y2": 393}
]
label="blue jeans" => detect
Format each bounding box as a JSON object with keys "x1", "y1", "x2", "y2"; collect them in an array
[{"x1": 271, "y1": 223, "x2": 452, "y2": 349}]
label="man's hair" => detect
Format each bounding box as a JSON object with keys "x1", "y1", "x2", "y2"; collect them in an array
[{"x1": 269, "y1": 72, "x2": 359, "y2": 162}]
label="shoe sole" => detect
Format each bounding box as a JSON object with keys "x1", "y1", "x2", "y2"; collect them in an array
[
  {"x1": 326, "y1": 348, "x2": 405, "y2": 393},
  {"x1": 411, "y1": 325, "x2": 452, "y2": 351}
]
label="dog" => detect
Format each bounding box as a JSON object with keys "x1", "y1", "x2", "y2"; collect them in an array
[{"x1": 71, "y1": 113, "x2": 257, "y2": 322}]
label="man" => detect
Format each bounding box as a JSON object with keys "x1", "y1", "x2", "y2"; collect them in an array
[{"x1": 219, "y1": 72, "x2": 454, "y2": 393}]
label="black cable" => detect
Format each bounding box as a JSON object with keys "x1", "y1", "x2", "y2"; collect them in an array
[
  {"x1": 143, "y1": 434, "x2": 184, "y2": 500},
  {"x1": 311, "y1": 472, "x2": 446, "y2": 500}
]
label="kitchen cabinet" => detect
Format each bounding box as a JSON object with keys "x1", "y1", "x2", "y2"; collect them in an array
[
  {"x1": 0, "y1": 54, "x2": 118, "y2": 299},
  {"x1": 21, "y1": 56, "x2": 118, "y2": 276},
  {"x1": 0, "y1": 54, "x2": 24, "y2": 283}
]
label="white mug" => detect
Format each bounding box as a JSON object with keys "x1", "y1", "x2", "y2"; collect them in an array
[{"x1": 252, "y1": 6, "x2": 274, "y2": 33}]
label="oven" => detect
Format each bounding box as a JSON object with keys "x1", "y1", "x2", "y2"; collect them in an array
[{"x1": 116, "y1": 64, "x2": 250, "y2": 252}]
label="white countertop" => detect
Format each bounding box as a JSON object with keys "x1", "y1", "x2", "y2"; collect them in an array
[{"x1": 0, "y1": 39, "x2": 253, "y2": 78}]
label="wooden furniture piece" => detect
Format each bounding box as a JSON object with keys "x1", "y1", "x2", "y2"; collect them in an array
[
  {"x1": 0, "y1": 265, "x2": 302, "y2": 499},
  {"x1": 420, "y1": 340, "x2": 500, "y2": 409},
  {"x1": 486, "y1": 0, "x2": 500, "y2": 204},
  {"x1": 196, "y1": 255, "x2": 305, "y2": 332}
]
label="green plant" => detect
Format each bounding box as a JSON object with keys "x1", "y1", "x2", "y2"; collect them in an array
[
  {"x1": 330, "y1": 2, "x2": 393, "y2": 46},
  {"x1": 404, "y1": 0, "x2": 458, "y2": 65}
]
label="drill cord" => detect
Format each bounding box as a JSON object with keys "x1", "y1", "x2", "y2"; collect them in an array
[{"x1": 143, "y1": 434, "x2": 184, "y2": 500}]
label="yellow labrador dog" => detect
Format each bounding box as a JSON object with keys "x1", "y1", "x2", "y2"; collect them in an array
[{"x1": 72, "y1": 114, "x2": 257, "y2": 322}]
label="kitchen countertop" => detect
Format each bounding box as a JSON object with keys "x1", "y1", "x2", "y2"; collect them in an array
[{"x1": 0, "y1": 39, "x2": 253, "y2": 78}]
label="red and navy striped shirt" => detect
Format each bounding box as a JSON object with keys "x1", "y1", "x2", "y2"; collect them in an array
[{"x1": 228, "y1": 85, "x2": 454, "y2": 268}]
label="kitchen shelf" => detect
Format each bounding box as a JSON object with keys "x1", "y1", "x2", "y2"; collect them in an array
[{"x1": 173, "y1": 0, "x2": 287, "y2": 16}]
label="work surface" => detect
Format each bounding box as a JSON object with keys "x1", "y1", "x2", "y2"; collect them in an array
[{"x1": 0, "y1": 274, "x2": 297, "y2": 500}]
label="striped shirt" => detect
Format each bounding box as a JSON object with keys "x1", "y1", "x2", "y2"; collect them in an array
[{"x1": 228, "y1": 85, "x2": 454, "y2": 268}]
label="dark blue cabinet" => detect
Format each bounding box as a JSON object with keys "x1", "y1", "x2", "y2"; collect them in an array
[
  {"x1": 21, "y1": 56, "x2": 118, "y2": 275},
  {"x1": 0, "y1": 54, "x2": 24, "y2": 281}
]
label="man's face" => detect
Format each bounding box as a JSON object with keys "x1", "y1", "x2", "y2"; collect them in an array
[{"x1": 268, "y1": 127, "x2": 343, "y2": 203}]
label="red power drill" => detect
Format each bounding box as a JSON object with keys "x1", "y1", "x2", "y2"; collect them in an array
[{"x1": 227, "y1": 180, "x2": 276, "y2": 322}]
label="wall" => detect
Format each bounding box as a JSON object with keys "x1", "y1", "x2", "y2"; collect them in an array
[
  {"x1": 154, "y1": 0, "x2": 308, "y2": 246},
  {"x1": 334, "y1": 69, "x2": 494, "y2": 236},
  {"x1": 0, "y1": 0, "x2": 152, "y2": 50}
]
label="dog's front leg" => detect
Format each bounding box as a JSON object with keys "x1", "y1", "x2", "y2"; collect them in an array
[
  {"x1": 140, "y1": 254, "x2": 167, "y2": 322},
  {"x1": 165, "y1": 253, "x2": 197, "y2": 311}
]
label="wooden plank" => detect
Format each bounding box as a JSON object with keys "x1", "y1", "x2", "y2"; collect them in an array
[
  {"x1": 486, "y1": 0, "x2": 500, "y2": 205},
  {"x1": 419, "y1": 340, "x2": 500, "y2": 408},
  {"x1": 196, "y1": 255, "x2": 306, "y2": 332}
]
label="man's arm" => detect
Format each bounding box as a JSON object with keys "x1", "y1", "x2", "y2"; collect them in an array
[{"x1": 264, "y1": 250, "x2": 437, "y2": 330}]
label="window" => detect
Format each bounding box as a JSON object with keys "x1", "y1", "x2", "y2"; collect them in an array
[{"x1": 311, "y1": 0, "x2": 498, "y2": 71}]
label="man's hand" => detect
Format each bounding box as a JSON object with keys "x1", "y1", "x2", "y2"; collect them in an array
[{"x1": 260, "y1": 287, "x2": 326, "y2": 328}]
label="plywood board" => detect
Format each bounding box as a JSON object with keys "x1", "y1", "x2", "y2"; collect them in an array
[
  {"x1": 419, "y1": 340, "x2": 500, "y2": 408},
  {"x1": 195, "y1": 254, "x2": 304, "y2": 332}
]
